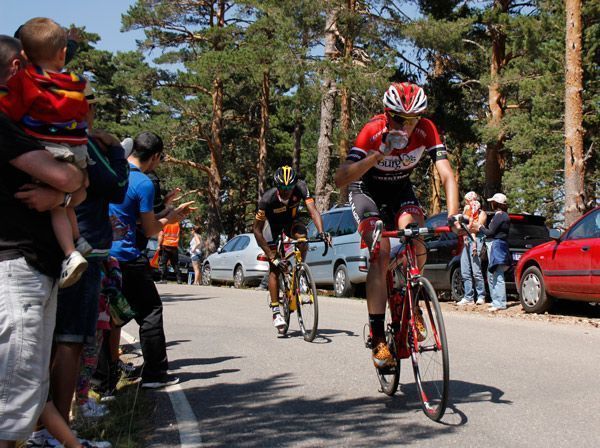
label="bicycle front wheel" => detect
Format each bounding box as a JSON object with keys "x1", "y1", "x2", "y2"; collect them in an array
[
  {"x1": 295, "y1": 264, "x2": 319, "y2": 342},
  {"x1": 409, "y1": 277, "x2": 449, "y2": 421},
  {"x1": 277, "y1": 272, "x2": 291, "y2": 335}
]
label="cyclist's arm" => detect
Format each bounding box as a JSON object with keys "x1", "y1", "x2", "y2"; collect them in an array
[
  {"x1": 253, "y1": 216, "x2": 275, "y2": 261},
  {"x1": 334, "y1": 153, "x2": 382, "y2": 188},
  {"x1": 305, "y1": 200, "x2": 325, "y2": 234},
  {"x1": 435, "y1": 158, "x2": 459, "y2": 217}
]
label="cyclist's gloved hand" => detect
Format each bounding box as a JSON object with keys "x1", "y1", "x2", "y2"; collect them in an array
[
  {"x1": 271, "y1": 257, "x2": 289, "y2": 272},
  {"x1": 318, "y1": 232, "x2": 332, "y2": 247}
]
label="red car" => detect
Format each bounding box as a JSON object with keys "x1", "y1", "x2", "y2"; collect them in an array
[{"x1": 516, "y1": 207, "x2": 600, "y2": 313}]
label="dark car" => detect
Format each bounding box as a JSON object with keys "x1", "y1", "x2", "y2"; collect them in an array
[
  {"x1": 145, "y1": 237, "x2": 192, "y2": 281},
  {"x1": 516, "y1": 206, "x2": 600, "y2": 313},
  {"x1": 423, "y1": 212, "x2": 551, "y2": 301}
]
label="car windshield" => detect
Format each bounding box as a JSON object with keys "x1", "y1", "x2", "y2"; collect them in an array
[{"x1": 509, "y1": 223, "x2": 549, "y2": 244}]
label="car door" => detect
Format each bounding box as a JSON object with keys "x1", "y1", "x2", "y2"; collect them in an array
[
  {"x1": 231, "y1": 235, "x2": 251, "y2": 278},
  {"x1": 306, "y1": 211, "x2": 342, "y2": 283},
  {"x1": 212, "y1": 237, "x2": 240, "y2": 281},
  {"x1": 330, "y1": 210, "x2": 361, "y2": 283},
  {"x1": 424, "y1": 213, "x2": 457, "y2": 288},
  {"x1": 544, "y1": 210, "x2": 598, "y2": 295}
]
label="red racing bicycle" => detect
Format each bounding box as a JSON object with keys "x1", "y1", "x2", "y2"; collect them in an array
[{"x1": 365, "y1": 219, "x2": 462, "y2": 421}]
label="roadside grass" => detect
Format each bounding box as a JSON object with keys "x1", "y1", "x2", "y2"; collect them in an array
[{"x1": 74, "y1": 380, "x2": 153, "y2": 448}]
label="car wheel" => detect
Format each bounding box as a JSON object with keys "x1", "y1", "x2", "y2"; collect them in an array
[
  {"x1": 520, "y1": 265, "x2": 552, "y2": 313},
  {"x1": 202, "y1": 263, "x2": 212, "y2": 286},
  {"x1": 450, "y1": 266, "x2": 463, "y2": 302},
  {"x1": 334, "y1": 264, "x2": 355, "y2": 297},
  {"x1": 233, "y1": 265, "x2": 246, "y2": 289}
]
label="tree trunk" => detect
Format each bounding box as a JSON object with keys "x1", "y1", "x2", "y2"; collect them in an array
[
  {"x1": 485, "y1": 1, "x2": 508, "y2": 199},
  {"x1": 292, "y1": 114, "x2": 302, "y2": 173},
  {"x1": 338, "y1": 87, "x2": 350, "y2": 205},
  {"x1": 564, "y1": 0, "x2": 585, "y2": 226},
  {"x1": 257, "y1": 68, "x2": 269, "y2": 199},
  {"x1": 315, "y1": 7, "x2": 339, "y2": 212},
  {"x1": 337, "y1": 0, "x2": 356, "y2": 206},
  {"x1": 430, "y1": 165, "x2": 442, "y2": 215},
  {"x1": 205, "y1": 0, "x2": 226, "y2": 254}
]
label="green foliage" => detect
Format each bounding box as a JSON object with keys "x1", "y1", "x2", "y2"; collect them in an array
[{"x1": 72, "y1": 0, "x2": 598, "y2": 233}]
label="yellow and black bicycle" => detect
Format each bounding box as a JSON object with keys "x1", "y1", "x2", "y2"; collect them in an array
[{"x1": 274, "y1": 234, "x2": 328, "y2": 342}]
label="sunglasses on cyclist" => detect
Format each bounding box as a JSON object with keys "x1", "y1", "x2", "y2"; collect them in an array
[
  {"x1": 277, "y1": 184, "x2": 295, "y2": 192},
  {"x1": 387, "y1": 112, "x2": 421, "y2": 125}
]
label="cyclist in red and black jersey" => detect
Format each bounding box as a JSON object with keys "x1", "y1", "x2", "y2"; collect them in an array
[
  {"x1": 254, "y1": 166, "x2": 330, "y2": 333},
  {"x1": 335, "y1": 82, "x2": 460, "y2": 368}
]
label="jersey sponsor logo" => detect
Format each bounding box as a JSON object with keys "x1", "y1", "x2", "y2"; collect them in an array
[
  {"x1": 376, "y1": 146, "x2": 425, "y2": 172},
  {"x1": 273, "y1": 206, "x2": 288, "y2": 213}
]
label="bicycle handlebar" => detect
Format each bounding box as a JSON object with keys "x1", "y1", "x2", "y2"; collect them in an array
[
  {"x1": 380, "y1": 226, "x2": 452, "y2": 239},
  {"x1": 276, "y1": 235, "x2": 329, "y2": 257}
]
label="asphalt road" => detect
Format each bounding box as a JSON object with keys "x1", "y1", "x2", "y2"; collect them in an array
[{"x1": 127, "y1": 284, "x2": 600, "y2": 448}]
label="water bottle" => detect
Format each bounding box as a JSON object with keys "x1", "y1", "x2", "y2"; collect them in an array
[
  {"x1": 187, "y1": 271, "x2": 194, "y2": 285},
  {"x1": 385, "y1": 130, "x2": 409, "y2": 152}
]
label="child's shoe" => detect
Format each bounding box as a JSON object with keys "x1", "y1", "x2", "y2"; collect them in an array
[{"x1": 59, "y1": 251, "x2": 88, "y2": 288}]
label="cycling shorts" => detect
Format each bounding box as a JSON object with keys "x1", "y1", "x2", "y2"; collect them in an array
[{"x1": 348, "y1": 181, "x2": 424, "y2": 230}]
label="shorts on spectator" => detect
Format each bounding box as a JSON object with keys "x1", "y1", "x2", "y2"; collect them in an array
[
  {"x1": 191, "y1": 254, "x2": 202, "y2": 263},
  {"x1": 43, "y1": 140, "x2": 93, "y2": 169},
  {"x1": 0, "y1": 258, "x2": 57, "y2": 440},
  {"x1": 54, "y1": 259, "x2": 102, "y2": 345}
]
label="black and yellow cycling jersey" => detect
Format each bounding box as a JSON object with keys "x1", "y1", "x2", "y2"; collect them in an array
[{"x1": 255, "y1": 180, "x2": 314, "y2": 239}]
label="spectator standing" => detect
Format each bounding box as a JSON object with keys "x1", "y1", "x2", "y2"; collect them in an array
[
  {"x1": 0, "y1": 35, "x2": 85, "y2": 447},
  {"x1": 0, "y1": 18, "x2": 92, "y2": 288},
  {"x1": 158, "y1": 221, "x2": 182, "y2": 284},
  {"x1": 457, "y1": 191, "x2": 488, "y2": 306},
  {"x1": 189, "y1": 225, "x2": 204, "y2": 285},
  {"x1": 474, "y1": 193, "x2": 511, "y2": 311},
  {"x1": 109, "y1": 132, "x2": 194, "y2": 389},
  {"x1": 49, "y1": 84, "x2": 128, "y2": 426}
]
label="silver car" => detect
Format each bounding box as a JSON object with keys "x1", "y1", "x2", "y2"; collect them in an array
[
  {"x1": 306, "y1": 205, "x2": 401, "y2": 297},
  {"x1": 306, "y1": 206, "x2": 367, "y2": 297},
  {"x1": 202, "y1": 233, "x2": 269, "y2": 288}
]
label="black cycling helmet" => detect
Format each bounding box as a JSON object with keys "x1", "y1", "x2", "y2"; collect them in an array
[{"x1": 273, "y1": 165, "x2": 297, "y2": 190}]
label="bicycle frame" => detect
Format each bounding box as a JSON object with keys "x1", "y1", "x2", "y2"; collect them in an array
[{"x1": 381, "y1": 225, "x2": 451, "y2": 359}]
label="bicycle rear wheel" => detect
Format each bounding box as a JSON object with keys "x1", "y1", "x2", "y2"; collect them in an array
[
  {"x1": 277, "y1": 272, "x2": 291, "y2": 335},
  {"x1": 376, "y1": 299, "x2": 400, "y2": 395},
  {"x1": 409, "y1": 277, "x2": 449, "y2": 421},
  {"x1": 295, "y1": 264, "x2": 319, "y2": 342}
]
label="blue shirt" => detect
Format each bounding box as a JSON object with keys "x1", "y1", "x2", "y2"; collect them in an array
[
  {"x1": 109, "y1": 164, "x2": 155, "y2": 262},
  {"x1": 77, "y1": 138, "x2": 129, "y2": 259}
]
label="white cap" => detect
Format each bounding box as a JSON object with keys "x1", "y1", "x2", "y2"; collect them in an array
[
  {"x1": 121, "y1": 137, "x2": 134, "y2": 158},
  {"x1": 487, "y1": 193, "x2": 507, "y2": 205}
]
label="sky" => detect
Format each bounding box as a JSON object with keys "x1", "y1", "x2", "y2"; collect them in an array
[{"x1": 1, "y1": 0, "x2": 143, "y2": 52}]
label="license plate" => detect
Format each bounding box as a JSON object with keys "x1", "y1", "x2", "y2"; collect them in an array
[{"x1": 512, "y1": 253, "x2": 522, "y2": 261}]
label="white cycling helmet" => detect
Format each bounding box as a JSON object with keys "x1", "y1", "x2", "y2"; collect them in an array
[{"x1": 383, "y1": 82, "x2": 428, "y2": 115}]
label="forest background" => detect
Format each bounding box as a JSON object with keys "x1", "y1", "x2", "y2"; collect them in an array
[{"x1": 58, "y1": 0, "x2": 597, "y2": 252}]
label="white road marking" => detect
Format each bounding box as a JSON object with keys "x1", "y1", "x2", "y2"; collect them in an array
[{"x1": 121, "y1": 330, "x2": 202, "y2": 447}]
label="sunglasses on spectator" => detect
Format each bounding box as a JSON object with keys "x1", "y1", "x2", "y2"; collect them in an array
[{"x1": 387, "y1": 112, "x2": 421, "y2": 125}]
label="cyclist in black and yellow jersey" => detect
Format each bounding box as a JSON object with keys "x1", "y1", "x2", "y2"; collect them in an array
[{"x1": 253, "y1": 166, "x2": 330, "y2": 333}]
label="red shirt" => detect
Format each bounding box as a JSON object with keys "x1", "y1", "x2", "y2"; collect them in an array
[
  {"x1": 347, "y1": 114, "x2": 446, "y2": 185},
  {"x1": 0, "y1": 65, "x2": 88, "y2": 145}
]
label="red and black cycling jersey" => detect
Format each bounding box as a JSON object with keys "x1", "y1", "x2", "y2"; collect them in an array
[
  {"x1": 255, "y1": 180, "x2": 314, "y2": 237},
  {"x1": 346, "y1": 114, "x2": 447, "y2": 187}
]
